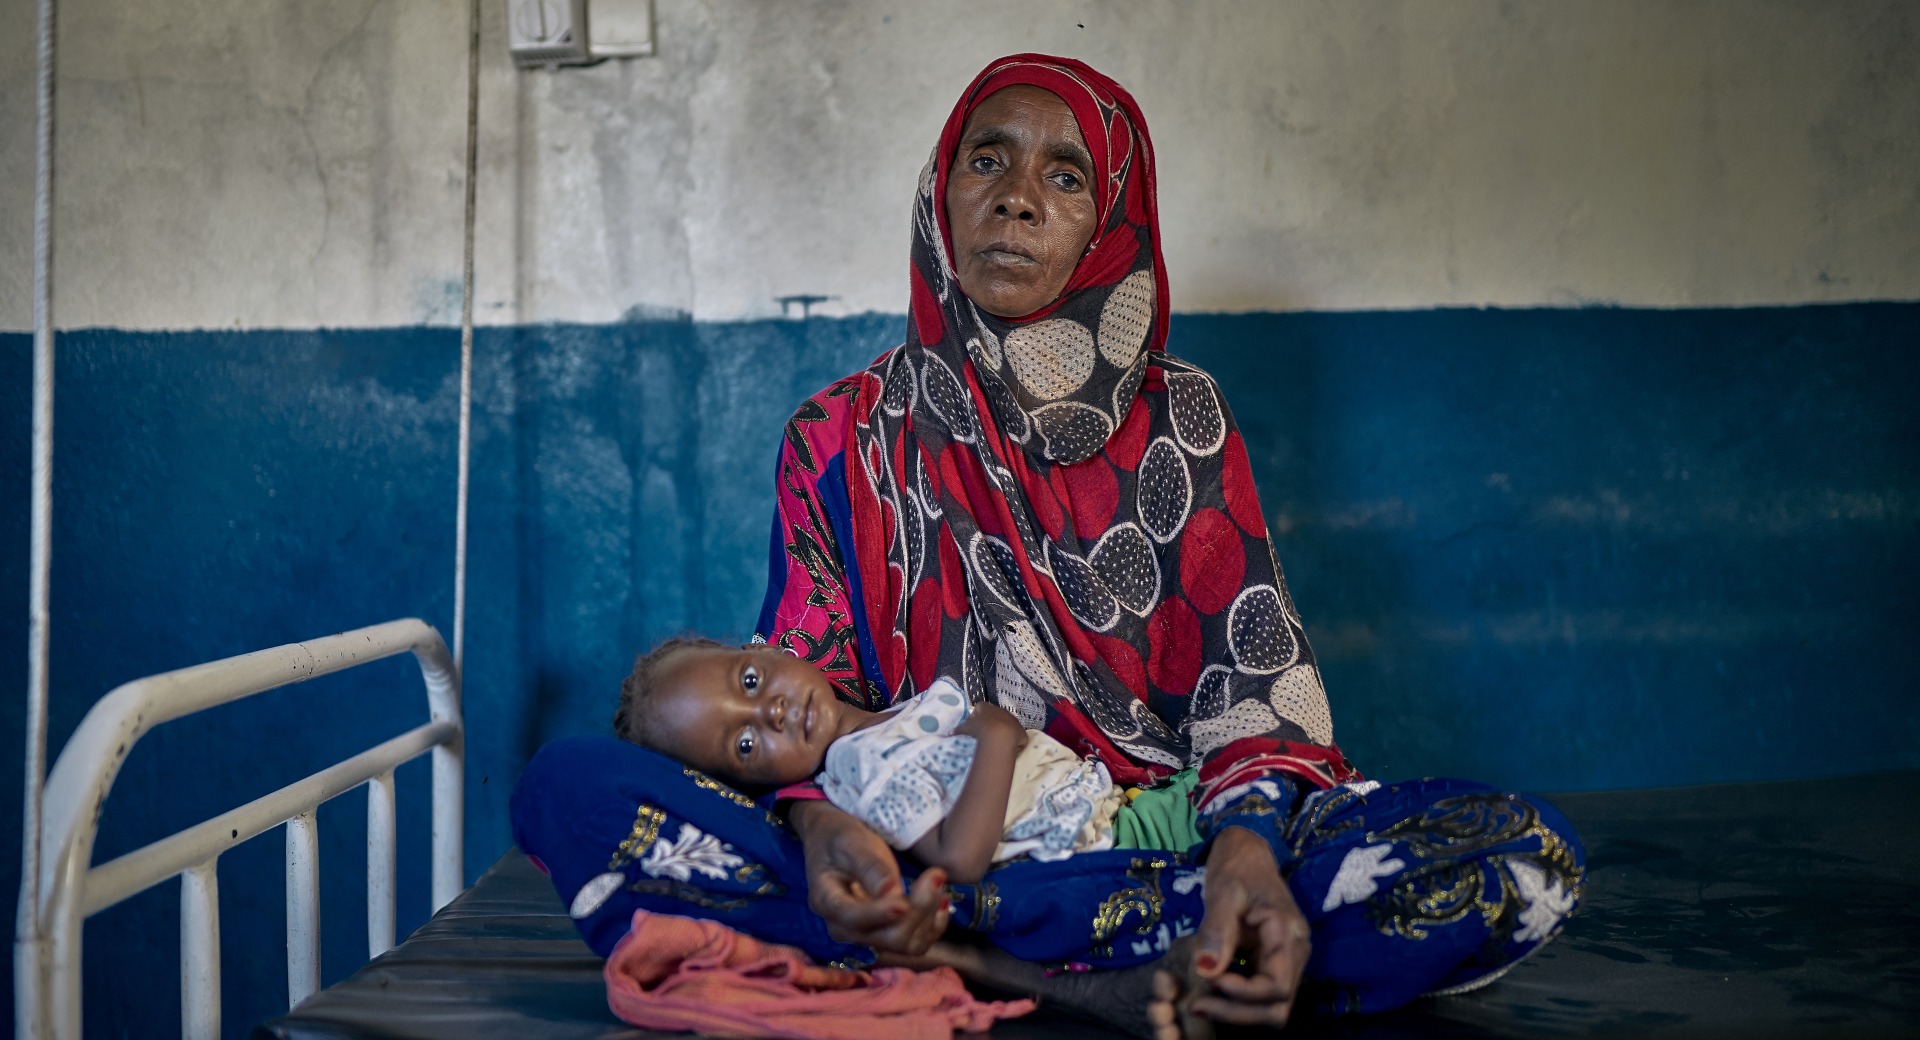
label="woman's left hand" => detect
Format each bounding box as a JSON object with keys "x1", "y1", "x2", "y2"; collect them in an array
[
  {"x1": 1189, "y1": 825, "x2": 1313, "y2": 1028},
  {"x1": 790, "y1": 799, "x2": 951, "y2": 955}
]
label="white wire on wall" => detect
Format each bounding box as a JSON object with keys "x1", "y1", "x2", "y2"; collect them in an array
[
  {"x1": 453, "y1": 0, "x2": 480, "y2": 672},
  {"x1": 19, "y1": 0, "x2": 58, "y2": 1013}
]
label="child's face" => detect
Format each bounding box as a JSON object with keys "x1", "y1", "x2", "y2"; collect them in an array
[{"x1": 645, "y1": 644, "x2": 851, "y2": 788}]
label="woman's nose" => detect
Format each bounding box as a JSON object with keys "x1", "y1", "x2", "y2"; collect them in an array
[
  {"x1": 993, "y1": 198, "x2": 1037, "y2": 222},
  {"x1": 992, "y1": 170, "x2": 1040, "y2": 222}
]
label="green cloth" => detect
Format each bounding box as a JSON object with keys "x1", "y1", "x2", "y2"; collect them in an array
[{"x1": 1110, "y1": 768, "x2": 1203, "y2": 853}]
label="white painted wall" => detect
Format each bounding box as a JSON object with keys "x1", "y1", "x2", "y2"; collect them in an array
[{"x1": 1, "y1": 0, "x2": 1915, "y2": 330}]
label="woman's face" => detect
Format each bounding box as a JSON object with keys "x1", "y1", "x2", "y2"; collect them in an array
[{"x1": 945, "y1": 85, "x2": 1099, "y2": 319}]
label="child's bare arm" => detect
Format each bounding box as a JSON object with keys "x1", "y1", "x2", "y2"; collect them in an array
[{"x1": 910, "y1": 703, "x2": 1027, "y2": 884}]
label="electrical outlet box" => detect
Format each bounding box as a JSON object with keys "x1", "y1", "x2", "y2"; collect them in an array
[
  {"x1": 505, "y1": 0, "x2": 591, "y2": 68},
  {"x1": 588, "y1": 0, "x2": 654, "y2": 59}
]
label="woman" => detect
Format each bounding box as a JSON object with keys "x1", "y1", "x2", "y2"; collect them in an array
[{"x1": 514, "y1": 54, "x2": 1583, "y2": 1035}]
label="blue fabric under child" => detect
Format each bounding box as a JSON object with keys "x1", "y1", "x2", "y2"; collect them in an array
[{"x1": 512, "y1": 734, "x2": 1585, "y2": 1015}]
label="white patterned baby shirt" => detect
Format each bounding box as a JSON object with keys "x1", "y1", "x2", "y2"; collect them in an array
[{"x1": 818, "y1": 678, "x2": 1124, "y2": 862}]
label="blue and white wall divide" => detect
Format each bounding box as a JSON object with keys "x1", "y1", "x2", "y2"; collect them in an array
[{"x1": 2, "y1": 2, "x2": 1915, "y2": 1035}]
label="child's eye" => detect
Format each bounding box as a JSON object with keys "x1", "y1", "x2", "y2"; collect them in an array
[
  {"x1": 735, "y1": 730, "x2": 756, "y2": 758},
  {"x1": 742, "y1": 665, "x2": 761, "y2": 693}
]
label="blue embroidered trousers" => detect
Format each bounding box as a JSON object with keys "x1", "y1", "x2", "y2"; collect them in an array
[{"x1": 511, "y1": 734, "x2": 1585, "y2": 1015}]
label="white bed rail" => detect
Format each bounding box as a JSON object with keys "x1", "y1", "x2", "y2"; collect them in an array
[{"x1": 14, "y1": 618, "x2": 463, "y2": 1040}]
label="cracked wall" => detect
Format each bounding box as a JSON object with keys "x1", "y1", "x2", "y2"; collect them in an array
[{"x1": 2, "y1": 0, "x2": 1918, "y2": 331}]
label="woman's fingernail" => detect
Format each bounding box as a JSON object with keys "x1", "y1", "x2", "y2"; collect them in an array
[
  {"x1": 1196, "y1": 954, "x2": 1220, "y2": 972},
  {"x1": 941, "y1": 896, "x2": 952, "y2": 912},
  {"x1": 889, "y1": 905, "x2": 909, "y2": 918}
]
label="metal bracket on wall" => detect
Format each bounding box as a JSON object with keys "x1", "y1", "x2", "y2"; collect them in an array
[{"x1": 506, "y1": 0, "x2": 653, "y2": 69}]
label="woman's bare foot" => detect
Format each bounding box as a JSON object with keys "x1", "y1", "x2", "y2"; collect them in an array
[{"x1": 889, "y1": 935, "x2": 1211, "y2": 1040}]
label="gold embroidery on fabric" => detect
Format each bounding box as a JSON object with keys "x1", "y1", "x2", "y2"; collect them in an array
[
  {"x1": 1357, "y1": 793, "x2": 1587, "y2": 942},
  {"x1": 726, "y1": 860, "x2": 783, "y2": 897},
  {"x1": 1363, "y1": 859, "x2": 1491, "y2": 941},
  {"x1": 686, "y1": 769, "x2": 759, "y2": 809},
  {"x1": 1410, "y1": 866, "x2": 1485, "y2": 939},
  {"x1": 1478, "y1": 831, "x2": 1586, "y2": 946},
  {"x1": 1091, "y1": 857, "x2": 1170, "y2": 944},
  {"x1": 1091, "y1": 891, "x2": 1154, "y2": 945},
  {"x1": 1532, "y1": 826, "x2": 1584, "y2": 881},
  {"x1": 1367, "y1": 793, "x2": 1530, "y2": 858},
  {"x1": 622, "y1": 878, "x2": 751, "y2": 913},
  {"x1": 609, "y1": 803, "x2": 667, "y2": 870},
  {"x1": 683, "y1": 768, "x2": 786, "y2": 827},
  {"x1": 975, "y1": 879, "x2": 1001, "y2": 932},
  {"x1": 947, "y1": 881, "x2": 1001, "y2": 933},
  {"x1": 1289, "y1": 787, "x2": 1364, "y2": 857},
  {"x1": 1219, "y1": 793, "x2": 1281, "y2": 820}
]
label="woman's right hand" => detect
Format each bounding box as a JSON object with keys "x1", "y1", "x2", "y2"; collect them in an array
[{"x1": 789, "y1": 799, "x2": 951, "y2": 954}]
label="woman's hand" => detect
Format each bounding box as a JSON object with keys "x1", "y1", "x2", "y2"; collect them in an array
[
  {"x1": 1190, "y1": 825, "x2": 1313, "y2": 1028},
  {"x1": 789, "y1": 799, "x2": 950, "y2": 955}
]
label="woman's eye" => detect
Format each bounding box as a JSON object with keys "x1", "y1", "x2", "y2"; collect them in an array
[
  {"x1": 1053, "y1": 171, "x2": 1082, "y2": 190},
  {"x1": 742, "y1": 665, "x2": 760, "y2": 692},
  {"x1": 969, "y1": 154, "x2": 1000, "y2": 174},
  {"x1": 736, "y1": 731, "x2": 756, "y2": 758}
]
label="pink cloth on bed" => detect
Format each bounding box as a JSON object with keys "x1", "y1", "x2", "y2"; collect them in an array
[{"x1": 604, "y1": 908, "x2": 1034, "y2": 1040}]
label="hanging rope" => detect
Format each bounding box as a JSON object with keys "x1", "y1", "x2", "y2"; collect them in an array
[
  {"x1": 453, "y1": 0, "x2": 480, "y2": 672},
  {"x1": 21, "y1": 0, "x2": 58, "y2": 969}
]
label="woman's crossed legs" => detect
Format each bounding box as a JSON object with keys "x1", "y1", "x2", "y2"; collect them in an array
[{"x1": 513, "y1": 737, "x2": 1584, "y2": 1036}]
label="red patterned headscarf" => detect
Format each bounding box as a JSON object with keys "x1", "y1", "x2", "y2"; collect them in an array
[
  {"x1": 822, "y1": 54, "x2": 1348, "y2": 791},
  {"x1": 907, "y1": 54, "x2": 1169, "y2": 465}
]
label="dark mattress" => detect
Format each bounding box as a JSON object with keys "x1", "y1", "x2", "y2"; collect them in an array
[{"x1": 257, "y1": 771, "x2": 1920, "y2": 1039}]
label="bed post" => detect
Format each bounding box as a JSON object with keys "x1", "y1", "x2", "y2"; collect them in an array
[
  {"x1": 16, "y1": 0, "x2": 59, "y2": 1033},
  {"x1": 16, "y1": 621, "x2": 464, "y2": 1039}
]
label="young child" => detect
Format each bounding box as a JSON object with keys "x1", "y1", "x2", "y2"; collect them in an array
[{"x1": 612, "y1": 636, "x2": 1130, "y2": 883}]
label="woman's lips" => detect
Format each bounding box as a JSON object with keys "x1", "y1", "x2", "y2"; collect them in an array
[{"x1": 980, "y1": 242, "x2": 1036, "y2": 265}]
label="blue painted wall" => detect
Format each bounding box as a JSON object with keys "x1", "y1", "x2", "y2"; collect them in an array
[{"x1": 3, "y1": 303, "x2": 1916, "y2": 1035}]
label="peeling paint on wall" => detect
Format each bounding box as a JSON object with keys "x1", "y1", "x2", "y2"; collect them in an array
[{"x1": 3, "y1": 1, "x2": 1918, "y2": 330}]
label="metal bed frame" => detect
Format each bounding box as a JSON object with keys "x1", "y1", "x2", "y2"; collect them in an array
[
  {"x1": 13, "y1": 0, "x2": 484, "y2": 1036},
  {"x1": 14, "y1": 620, "x2": 464, "y2": 1039}
]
